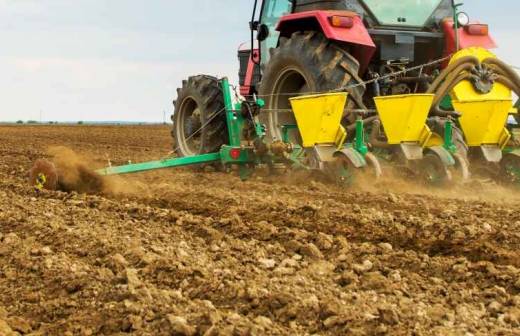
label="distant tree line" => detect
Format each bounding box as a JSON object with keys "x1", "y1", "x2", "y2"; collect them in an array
[
  {"x1": 15, "y1": 120, "x2": 60, "y2": 124},
  {"x1": 13, "y1": 121, "x2": 87, "y2": 125}
]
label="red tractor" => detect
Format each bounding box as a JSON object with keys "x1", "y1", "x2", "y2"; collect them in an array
[{"x1": 171, "y1": 0, "x2": 499, "y2": 160}]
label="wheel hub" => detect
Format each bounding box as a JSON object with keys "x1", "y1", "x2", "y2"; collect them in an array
[{"x1": 178, "y1": 97, "x2": 203, "y2": 156}]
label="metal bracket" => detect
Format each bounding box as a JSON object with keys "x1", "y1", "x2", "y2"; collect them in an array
[
  {"x1": 354, "y1": 118, "x2": 368, "y2": 156},
  {"x1": 443, "y1": 119, "x2": 457, "y2": 154},
  {"x1": 481, "y1": 145, "x2": 503, "y2": 163},
  {"x1": 311, "y1": 145, "x2": 337, "y2": 170},
  {"x1": 281, "y1": 124, "x2": 298, "y2": 144},
  {"x1": 400, "y1": 143, "x2": 424, "y2": 160}
]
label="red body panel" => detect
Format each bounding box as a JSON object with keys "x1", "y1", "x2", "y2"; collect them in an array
[
  {"x1": 277, "y1": 11, "x2": 375, "y2": 48},
  {"x1": 276, "y1": 10, "x2": 376, "y2": 72},
  {"x1": 442, "y1": 19, "x2": 497, "y2": 56},
  {"x1": 241, "y1": 51, "x2": 258, "y2": 96},
  {"x1": 238, "y1": 43, "x2": 259, "y2": 96}
]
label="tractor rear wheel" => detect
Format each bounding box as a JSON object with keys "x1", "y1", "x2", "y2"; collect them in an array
[
  {"x1": 171, "y1": 75, "x2": 227, "y2": 157},
  {"x1": 258, "y1": 31, "x2": 365, "y2": 144}
]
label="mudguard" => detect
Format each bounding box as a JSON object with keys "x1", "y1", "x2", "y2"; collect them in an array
[
  {"x1": 238, "y1": 43, "x2": 260, "y2": 96},
  {"x1": 442, "y1": 19, "x2": 496, "y2": 56},
  {"x1": 333, "y1": 147, "x2": 366, "y2": 168},
  {"x1": 426, "y1": 146, "x2": 456, "y2": 167},
  {"x1": 276, "y1": 10, "x2": 376, "y2": 72}
]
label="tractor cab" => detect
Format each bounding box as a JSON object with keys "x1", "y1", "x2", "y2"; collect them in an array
[
  {"x1": 251, "y1": 0, "x2": 454, "y2": 66},
  {"x1": 242, "y1": 0, "x2": 494, "y2": 98},
  {"x1": 168, "y1": 0, "x2": 520, "y2": 188},
  {"x1": 254, "y1": 0, "x2": 450, "y2": 65},
  {"x1": 257, "y1": 0, "x2": 292, "y2": 67},
  {"x1": 339, "y1": 0, "x2": 452, "y2": 29}
]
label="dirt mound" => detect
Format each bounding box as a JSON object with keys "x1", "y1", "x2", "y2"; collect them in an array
[
  {"x1": 31, "y1": 146, "x2": 150, "y2": 196},
  {"x1": 28, "y1": 159, "x2": 59, "y2": 191},
  {"x1": 44, "y1": 146, "x2": 107, "y2": 194},
  {"x1": 1, "y1": 125, "x2": 520, "y2": 335}
]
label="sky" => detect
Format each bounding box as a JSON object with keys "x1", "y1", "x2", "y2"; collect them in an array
[{"x1": 0, "y1": 0, "x2": 518, "y2": 122}]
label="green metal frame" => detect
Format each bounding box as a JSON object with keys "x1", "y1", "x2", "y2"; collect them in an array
[
  {"x1": 223, "y1": 78, "x2": 242, "y2": 148},
  {"x1": 95, "y1": 77, "x2": 374, "y2": 181},
  {"x1": 443, "y1": 119, "x2": 457, "y2": 154},
  {"x1": 281, "y1": 124, "x2": 298, "y2": 144},
  {"x1": 97, "y1": 153, "x2": 221, "y2": 176},
  {"x1": 452, "y1": 1, "x2": 464, "y2": 51},
  {"x1": 97, "y1": 77, "x2": 254, "y2": 177},
  {"x1": 354, "y1": 118, "x2": 369, "y2": 156}
]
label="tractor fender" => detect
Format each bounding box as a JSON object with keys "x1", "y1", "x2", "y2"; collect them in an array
[
  {"x1": 333, "y1": 147, "x2": 366, "y2": 169},
  {"x1": 442, "y1": 19, "x2": 497, "y2": 56},
  {"x1": 425, "y1": 146, "x2": 456, "y2": 167},
  {"x1": 238, "y1": 43, "x2": 260, "y2": 96},
  {"x1": 276, "y1": 10, "x2": 376, "y2": 72}
]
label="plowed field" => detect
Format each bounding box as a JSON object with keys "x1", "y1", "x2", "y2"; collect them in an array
[{"x1": 1, "y1": 125, "x2": 520, "y2": 335}]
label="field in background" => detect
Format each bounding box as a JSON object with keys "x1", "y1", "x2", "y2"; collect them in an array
[{"x1": 0, "y1": 125, "x2": 520, "y2": 335}]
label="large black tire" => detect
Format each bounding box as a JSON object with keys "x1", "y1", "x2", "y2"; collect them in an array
[
  {"x1": 171, "y1": 75, "x2": 227, "y2": 157},
  {"x1": 258, "y1": 31, "x2": 365, "y2": 143}
]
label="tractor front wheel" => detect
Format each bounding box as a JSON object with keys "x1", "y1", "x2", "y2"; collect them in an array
[{"x1": 172, "y1": 75, "x2": 227, "y2": 157}]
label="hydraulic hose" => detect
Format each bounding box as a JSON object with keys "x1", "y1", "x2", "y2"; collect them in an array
[
  {"x1": 433, "y1": 73, "x2": 473, "y2": 105},
  {"x1": 495, "y1": 76, "x2": 520, "y2": 96},
  {"x1": 427, "y1": 62, "x2": 475, "y2": 95},
  {"x1": 483, "y1": 58, "x2": 520, "y2": 87},
  {"x1": 430, "y1": 73, "x2": 472, "y2": 115},
  {"x1": 483, "y1": 58, "x2": 520, "y2": 96},
  {"x1": 428, "y1": 56, "x2": 480, "y2": 93},
  {"x1": 427, "y1": 56, "x2": 520, "y2": 120}
]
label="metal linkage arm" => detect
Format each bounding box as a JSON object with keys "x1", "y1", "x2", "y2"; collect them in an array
[{"x1": 96, "y1": 153, "x2": 221, "y2": 176}]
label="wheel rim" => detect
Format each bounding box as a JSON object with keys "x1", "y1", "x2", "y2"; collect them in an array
[
  {"x1": 268, "y1": 67, "x2": 309, "y2": 143},
  {"x1": 451, "y1": 152, "x2": 470, "y2": 183},
  {"x1": 420, "y1": 154, "x2": 451, "y2": 185},
  {"x1": 331, "y1": 155, "x2": 356, "y2": 186},
  {"x1": 177, "y1": 96, "x2": 202, "y2": 156}
]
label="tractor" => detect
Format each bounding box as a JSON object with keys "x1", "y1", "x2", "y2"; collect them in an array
[
  {"x1": 29, "y1": 1, "x2": 520, "y2": 191},
  {"x1": 171, "y1": 0, "x2": 520, "y2": 183}
]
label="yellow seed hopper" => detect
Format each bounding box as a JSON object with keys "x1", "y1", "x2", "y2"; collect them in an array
[
  {"x1": 449, "y1": 47, "x2": 514, "y2": 162},
  {"x1": 290, "y1": 92, "x2": 348, "y2": 149},
  {"x1": 374, "y1": 94, "x2": 435, "y2": 148},
  {"x1": 289, "y1": 92, "x2": 381, "y2": 177},
  {"x1": 372, "y1": 93, "x2": 457, "y2": 183},
  {"x1": 452, "y1": 99, "x2": 511, "y2": 149}
]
